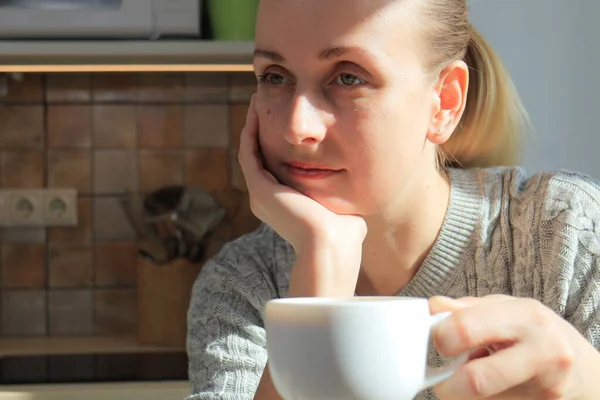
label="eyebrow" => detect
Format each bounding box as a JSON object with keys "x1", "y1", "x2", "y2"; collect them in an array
[
  {"x1": 253, "y1": 46, "x2": 352, "y2": 63},
  {"x1": 253, "y1": 49, "x2": 285, "y2": 63}
]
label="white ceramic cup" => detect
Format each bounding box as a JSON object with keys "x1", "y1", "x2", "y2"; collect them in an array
[{"x1": 265, "y1": 296, "x2": 469, "y2": 400}]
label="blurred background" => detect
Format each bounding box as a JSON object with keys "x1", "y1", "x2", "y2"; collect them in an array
[
  {"x1": 470, "y1": 0, "x2": 600, "y2": 177},
  {"x1": 0, "y1": 1, "x2": 260, "y2": 398}
]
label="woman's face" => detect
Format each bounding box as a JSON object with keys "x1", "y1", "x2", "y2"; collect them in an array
[{"x1": 253, "y1": 0, "x2": 441, "y2": 216}]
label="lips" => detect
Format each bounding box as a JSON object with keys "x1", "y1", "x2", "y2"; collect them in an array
[
  {"x1": 284, "y1": 161, "x2": 343, "y2": 180},
  {"x1": 286, "y1": 161, "x2": 341, "y2": 171}
]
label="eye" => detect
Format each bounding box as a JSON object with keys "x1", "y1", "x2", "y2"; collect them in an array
[
  {"x1": 257, "y1": 73, "x2": 292, "y2": 85},
  {"x1": 336, "y1": 73, "x2": 366, "y2": 86}
]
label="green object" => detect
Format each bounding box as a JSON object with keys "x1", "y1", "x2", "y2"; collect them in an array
[{"x1": 207, "y1": 0, "x2": 260, "y2": 41}]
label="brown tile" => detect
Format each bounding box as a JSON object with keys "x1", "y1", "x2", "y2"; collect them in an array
[
  {"x1": 1, "y1": 244, "x2": 46, "y2": 289},
  {"x1": 138, "y1": 150, "x2": 184, "y2": 193},
  {"x1": 48, "y1": 245, "x2": 93, "y2": 288},
  {"x1": 212, "y1": 188, "x2": 243, "y2": 220},
  {"x1": 137, "y1": 73, "x2": 184, "y2": 102},
  {"x1": 1, "y1": 74, "x2": 44, "y2": 103},
  {"x1": 203, "y1": 236, "x2": 230, "y2": 261},
  {"x1": 185, "y1": 148, "x2": 229, "y2": 191},
  {"x1": 93, "y1": 197, "x2": 136, "y2": 241},
  {"x1": 229, "y1": 72, "x2": 257, "y2": 102},
  {"x1": 94, "y1": 150, "x2": 138, "y2": 194},
  {"x1": 94, "y1": 242, "x2": 138, "y2": 286},
  {"x1": 49, "y1": 198, "x2": 93, "y2": 244},
  {"x1": 48, "y1": 290, "x2": 93, "y2": 336},
  {"x1": 232, "y1": 194, "x2": 261, "y2": 238},
  {"x1": 229, "y1": 103, "x2": 249, "y2": 150},
  {"x1": 0, "y1": 106, "x2": 44, "y2": 149},
  {"x1": 1, "y1": 290, "x2": 47, "y2": 336},
  {"x1": 212, "y1": 188, "x2": 259, "y2": 240},
  {"x1": 137, "y1": 105, "x2": 183, "y2": 148},
  {"x1": 93, "y1": 105, "x2": 136, "y2": 148},
  {"x1": 0, "y1": 228, "x2": 46, "y2": 243},
  {"x1": 92, "y1": 73, "x2": 138, "y2": 102},
  {"x1": 185, "y1": 73, "x2": 228, "y2": 102},
  {"x1": 230, "y1": 149, "x2": 247, "y2": 191},
  {"x1": 94, "y1": 289, "x2": 137, "y2": 335},
  {"x1": 184, "y1": 105, "x2": 229, "y2": 148},
  {"x1": 47, "y1": 150, "x2": 92, "y2": 194},
  {"x1": 0, "y1": 151, "x2": 44, "y2": 188},
  {"x1": 200, "y1": 190, "x2": 236, "y2": 259},
  {"x1": 47, "y1": 105, "x2": 92, "y2": 148},
  {"x1": 46, "y1": 74, "x2": 91, "y2": 103}
]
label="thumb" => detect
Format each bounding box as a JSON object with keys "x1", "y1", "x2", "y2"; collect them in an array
[{"x1": 428, "y1": 296, "x2": 472, "y2": 314}]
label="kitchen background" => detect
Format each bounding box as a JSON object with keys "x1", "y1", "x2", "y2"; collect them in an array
[
  {"x1": 0, "y1": 0, "x2": 264, "y2": 391},
  {"x1": 0, "y1": 71, "x2": 260, "y2": 384}
]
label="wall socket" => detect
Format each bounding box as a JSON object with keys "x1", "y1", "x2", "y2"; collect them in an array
[{"x1": 0, "y1": 189, "x2": 78, "y2": 227}]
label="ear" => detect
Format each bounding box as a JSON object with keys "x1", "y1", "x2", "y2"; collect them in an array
[{"x1": 427, "y1": 60, "x2": 469, "y2": 145}]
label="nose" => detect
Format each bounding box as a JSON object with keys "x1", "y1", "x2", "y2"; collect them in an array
[{"x1": 284, "y1": 95, "x2": 328, "y2": 145}]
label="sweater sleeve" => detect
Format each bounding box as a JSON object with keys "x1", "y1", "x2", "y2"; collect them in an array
[
  {"x1": 185, "y1": 234, "x2": 277, "y2": 399},
  {"x1": 565, "y1": 249, "x2": 600, "y2": 350},
  {"x1": 539, "y1": 171, "x2": 600, "y2": 350}
]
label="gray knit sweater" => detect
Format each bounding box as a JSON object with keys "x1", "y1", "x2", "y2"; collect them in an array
[{"x1": 185, "y1": 167, "x2": 600, "y2": 400}]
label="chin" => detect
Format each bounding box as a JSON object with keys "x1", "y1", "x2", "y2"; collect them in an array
[
  {"x1": 302, "y1": 191, "x2": 363, "y2": 216},
  {"x1": 273, "y1": 170, "x2": 366, "y2": 215}
]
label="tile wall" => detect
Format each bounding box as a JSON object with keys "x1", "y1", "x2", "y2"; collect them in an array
[{"x1": 0, "y1": 72, "x2": 261, "y2": 382}]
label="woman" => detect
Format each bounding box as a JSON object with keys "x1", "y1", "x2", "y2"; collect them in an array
[{"x1": 186, "y1": 0, "x2": 600, "y2": 399}]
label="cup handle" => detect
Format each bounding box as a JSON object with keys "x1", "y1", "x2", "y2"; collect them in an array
[{"x1": 422, "y1": 311, "x2": 470, "y2": 389}]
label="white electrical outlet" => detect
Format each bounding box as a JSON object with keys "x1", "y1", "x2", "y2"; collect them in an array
[
  {"x1": 0, "y1": 189, "x2": 78, "y2": 227},
  {"x1": 42, "y1": 189, "x2": 78, "y2": 226},
  {"x1": 7, "y1": 190, "x2": 43, "y2": 226}
]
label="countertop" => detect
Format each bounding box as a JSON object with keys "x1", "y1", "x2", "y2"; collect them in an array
[{"x1": 0, "y1": 381, "x2": 190, "y2": 400}]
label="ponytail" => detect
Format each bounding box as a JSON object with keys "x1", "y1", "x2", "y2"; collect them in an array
[{"x1": 440, "y1": 27, "x2": 529, "y2": 169}]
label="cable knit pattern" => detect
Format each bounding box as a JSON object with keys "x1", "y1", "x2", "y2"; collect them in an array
[{"x1": 185, "y1": 167, "x2": 600, "y2": 400}]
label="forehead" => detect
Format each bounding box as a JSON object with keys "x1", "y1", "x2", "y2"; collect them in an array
[{"x1": 255, "y1": 0, "x2": 420, "y2": 66}]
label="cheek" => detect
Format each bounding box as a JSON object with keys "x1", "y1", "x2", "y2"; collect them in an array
[
  {"x1": 256, "y1": 96, "x2": 287, "y2": 130},
  {"x1": 345, "y1": 98, "x2": 422, "y2": 173},
  {"x1": 342, "y1": 102, "x2": 387, "y2": 147},
  {"x1": 255, "y1": 100, "x2": 275, "y2": 137},
  {"x1": 255, "y1": 100, "x2": 286, "y2": 160}
]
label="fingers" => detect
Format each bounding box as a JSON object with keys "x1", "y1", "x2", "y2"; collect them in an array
[
  {"x1": 238, "y1": 94, "x2": 261, "y2": 182},
  {"x1": 435, "y1": 344, "x2": 538, "y2": 399},
  {"x1": 432, "y1": 296, "x2": 523, "y2": 357},
  {"x1": 436, "y1": 344, "x2": 572, "y2": 399},
  {"x1": 431, "y1": 296, "x2": 578, "y2": 399},
  {"x1": 467, "y1": 346, "x2": 492, "y2": 361},
  {"x1": 429, "y1": 295, "x2": 513, "y2": 314}
]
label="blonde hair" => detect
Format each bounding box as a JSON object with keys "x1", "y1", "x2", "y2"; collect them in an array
[{"x1": 419, "y1": 0, "x2": 530, "y2": 168}]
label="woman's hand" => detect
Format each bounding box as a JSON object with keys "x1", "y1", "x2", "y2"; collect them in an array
[
  {"x1": 238, "y1": 94, "x2": 367, "y2": 296},
  {"x1": 429, "y1": 295, "x2": 600, "y2": 399}
]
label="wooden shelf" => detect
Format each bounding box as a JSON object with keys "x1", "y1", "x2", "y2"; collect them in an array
[
  {"x1": 0, "y1": 40, "x2": 254, "y2": 73},
  {"x1": 0, "y1": 381, "x2": 191, "y2": 399},
  {"x1": 0, "y1": 336, "x2": 184, "y2": 358}
]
